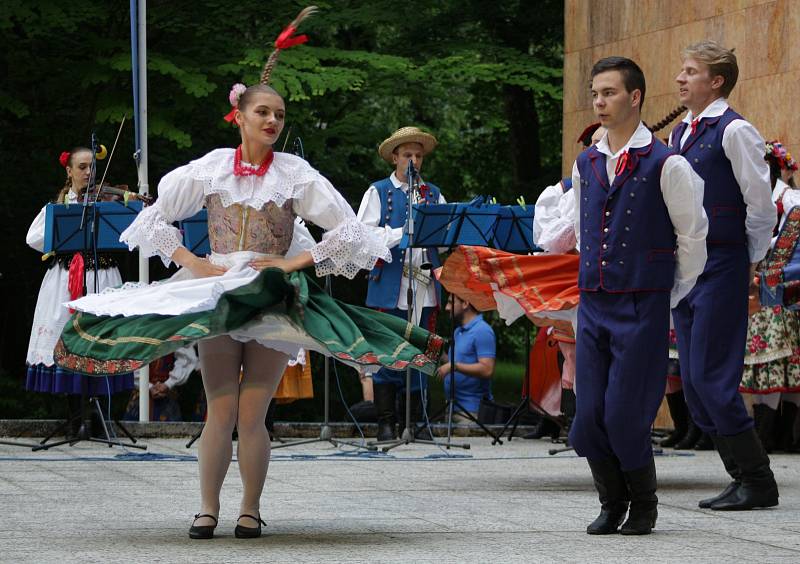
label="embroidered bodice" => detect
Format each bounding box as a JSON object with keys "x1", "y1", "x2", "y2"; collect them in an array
[{"x1": 205, "y1": 193, "x2": 295, "y2": 255}]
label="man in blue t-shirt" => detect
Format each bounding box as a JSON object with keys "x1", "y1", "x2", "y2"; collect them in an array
[{"x1": 437, "y1": 297, "x2": 496, "y2": 419}]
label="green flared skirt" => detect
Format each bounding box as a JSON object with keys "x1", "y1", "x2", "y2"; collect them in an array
[{"x1": 54, "y1": 269, "x2": 444, "y2": 376}]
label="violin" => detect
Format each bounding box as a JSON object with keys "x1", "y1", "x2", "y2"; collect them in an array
[{"x1": 78, "y1": 183, "x2": 153, "y2": 205}]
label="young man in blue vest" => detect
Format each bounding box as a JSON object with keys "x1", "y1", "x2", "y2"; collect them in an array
[
  {"x1": 670, "y1": 40, "x2": 779, "y2": 511},
  {"x1": 569, "y1": 57, "x2": 708, "y2": 535},
  {"x1": 356, "y1": 126, "x2": 445, "y2": 441}
]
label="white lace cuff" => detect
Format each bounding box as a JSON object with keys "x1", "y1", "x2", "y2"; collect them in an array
[
  {"x1": 539, "y1": 221, "x2": 577, "y2": 254},
  {"x1": 310, "y1": 218, "x2": 392, "y2": 279},
  {"x1": 120, "y1": 205, "x2": 184, "y2": 266}
]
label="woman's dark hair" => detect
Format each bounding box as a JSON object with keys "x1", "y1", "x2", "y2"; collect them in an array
[{"x1": 590, "y1": 56, "x2": 646, "y2": 110}]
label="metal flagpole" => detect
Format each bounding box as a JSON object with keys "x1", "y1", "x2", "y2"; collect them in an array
[{"x1": 132, "y1": 0, "x2": 150, "y2": 422}]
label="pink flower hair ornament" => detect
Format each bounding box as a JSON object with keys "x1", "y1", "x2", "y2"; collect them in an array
[{"x1": 223, "y1": 83, "x2": 248, "y2": 125}]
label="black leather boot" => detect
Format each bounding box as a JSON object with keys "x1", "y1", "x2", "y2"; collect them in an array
[
  {"x1": 699, "y1": 434, "x2": 741, "y2": 508},
  {"x1": 373, "y1": 382, "x2": 397, "y2": 441},
  {"x1": 709, "y1": 428, "x2": 779, "y2": 510},
  {"x1": 673, "y1": 417, "x2": 701, "y2": 449},
  {"x1": 620, "y1": 458, "x2": 658, "y2": 535},
  {"x1": 524, "y1": 417, "x2": 562, "y2": 440},
  {"x1": 775, "y1": 401, "x2": 798, "y2": 452},
  {"x1": 660, "y1": 390, "x2": 689, "y2": 448},
  {"x1": 694, "y1": 432, "x2": 715, "y2": 451},
  {"x1": 561, "y1": 388, "x2": 576, "y2": 420},
  {"x1": 753, "y1": 403, "x2": 778, "y2": 453},
  {"x1": 585, "y1": 457, "x2": 629, "y2": 535}
]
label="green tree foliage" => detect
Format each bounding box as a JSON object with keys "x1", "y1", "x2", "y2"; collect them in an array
[{"x1": 0, "y1": 0, "x2": 563, "y2": 417}]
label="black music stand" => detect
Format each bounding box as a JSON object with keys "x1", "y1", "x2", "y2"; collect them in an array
[
  {"x1": 396, "y1": 199, "x2": 505, "y2": 448},
  {"x1": 34, "y1": 199, "x2": 146, "y2": 452}
]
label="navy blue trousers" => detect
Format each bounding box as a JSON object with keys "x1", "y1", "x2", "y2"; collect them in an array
[
  {"x1": 569, "y1": 290, "x2": 669, "y2": 471},
  {"x1": 672, "y1": 246, "x2": 753, "y2": 436},
  {"x1": 372, "y1": 307, "x2": 433, "y2": 392}
]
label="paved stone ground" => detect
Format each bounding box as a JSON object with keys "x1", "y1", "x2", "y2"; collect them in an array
[{"x1": 0, "y1": 434, "x2": 798, "y2": 563}]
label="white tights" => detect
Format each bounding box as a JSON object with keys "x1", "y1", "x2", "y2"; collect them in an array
[{"x1": 195, "y1": 336, "x2": 288, "y2": 526}]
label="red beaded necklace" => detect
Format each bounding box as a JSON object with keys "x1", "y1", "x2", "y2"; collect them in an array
[{"x1": 233, "y1": 145, "x2": 274, "y2": 177}]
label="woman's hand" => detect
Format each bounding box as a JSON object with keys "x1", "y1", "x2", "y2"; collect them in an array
[
  {"x1": 172, "y1": 247, "x2": 227, "y2": 278},
  {"x1": 249, "y1": 251, "x2": 314, "y2": 273}
]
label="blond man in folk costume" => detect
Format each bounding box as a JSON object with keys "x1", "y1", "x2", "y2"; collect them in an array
[{"x1": 669, "y1": 40, "x2": 779, "y2": 511}]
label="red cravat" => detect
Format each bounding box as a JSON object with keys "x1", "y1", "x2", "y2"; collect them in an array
[
  {"x1": 614, "y1": 150, "x2": 630, "y2": 176},
  {"x1": 690, "y1": 118, "x2": 700, "y2": 135}
]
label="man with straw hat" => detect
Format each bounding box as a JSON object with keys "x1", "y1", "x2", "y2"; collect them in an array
[{"x1": 357, "y1": 126, "x2": 445, "y2": 441}]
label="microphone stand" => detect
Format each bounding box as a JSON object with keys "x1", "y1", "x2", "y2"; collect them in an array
[{"x1": 372, "y1": 160, "x2": 461, "y2": 452}]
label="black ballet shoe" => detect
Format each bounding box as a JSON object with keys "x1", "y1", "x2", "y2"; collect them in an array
[
  {"x1": 189, "y1": 513, "x2": 218, "y2": 539},
  {"x1": 235, "y1": 514, "x2": 266, "y2": 538}
]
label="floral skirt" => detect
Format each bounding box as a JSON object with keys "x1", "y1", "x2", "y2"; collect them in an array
[{"x1": 740, "y1": 305, "x2": 800, "y2": 393}]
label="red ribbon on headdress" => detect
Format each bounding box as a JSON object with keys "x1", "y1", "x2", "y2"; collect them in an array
[
  {"x1": 275, "y1": 25, "x2": 309, "y2": 49},
  {"x1": 59, "y1": 151, "x2": 70, "y2": 168},
  {"x1": 67, "y1": 252, "x2": 85, "y2": 312},
  {"x1": 223, "y1": 108, "x2": 238, "y2": 124}
]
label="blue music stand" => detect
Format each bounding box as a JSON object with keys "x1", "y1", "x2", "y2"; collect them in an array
[
  {"x1": 36, "y1": 199, "x2": 146, "y2": 452},
  {"x1": 395, "y1": 198, "x2": 503, "y2": 447},
  {"x1": 493, "y1": 205, "x2": 540, "y2": 253},
  {"x1": 44, "y1": 201, "x2": 144, "y2": 254},
  {"x1": 402, "y1": 199, "x2": 499, "y2": 250},
  {"x1": 179, "y1": 209, "x2": 210, "y2": 256}
]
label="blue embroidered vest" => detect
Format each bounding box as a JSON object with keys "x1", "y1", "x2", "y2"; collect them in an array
[
  {"x1": 576, "y1": 139, "x2": 677, "y2": 292},
  {"x1": 670, "y1": 108, "x2": 746, "y2": 246},
  {"x1": 365, "y1": 177, "x2": 442, "y2": 309}
]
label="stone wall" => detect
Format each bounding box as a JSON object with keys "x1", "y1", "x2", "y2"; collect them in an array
[{"x1": 563, "y1": 0, "x2": 800, "y2": 173}]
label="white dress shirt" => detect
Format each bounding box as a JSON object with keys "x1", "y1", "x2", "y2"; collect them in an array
[
  {"x1": 776, "y1": 179, "x2": 800, "y2": 234},
  {"x1": 533, "y1": 180, "x2": 578, "y2": 254},
  {"x1": 356, "y1": 172, "x2": 446, "y2": 311},
  {"x1": 572, "y1": 122, "x2": 709, "y2": 307},
  {"x1": 672, "y1": 98, "x2": 775, "y2": 263}
]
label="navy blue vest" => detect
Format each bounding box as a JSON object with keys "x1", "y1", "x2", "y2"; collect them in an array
[
  {"x1": 670, "y1": 108, "x2": 746, "y2": 246},
  {"x1": 365, "y1": 177, "x2": 443, "y2": 309},
  {"x1": 576, "y1": 139, "x2": 677, "y2": 293}
]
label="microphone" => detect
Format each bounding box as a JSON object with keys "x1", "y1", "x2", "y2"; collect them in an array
[{"x1": 406, "y1": 159, "x2": 417, "y2": 184}]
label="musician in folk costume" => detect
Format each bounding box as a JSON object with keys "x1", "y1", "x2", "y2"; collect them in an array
[
  {"x1": 569, "y1": 56, "x2": 707, "y2": 535},
  {"x1": 357, "y1": 126, "x2": 446, "y2": 441},
  {"x1": 25, "y1": 148, "x2": 135, "y2": 413},
  {"x1": 669, "y1": 40, "x2": 779, "y2": 511},
  {"x1": 54, "y1": 8, "x2": 443, "y2": 540}
]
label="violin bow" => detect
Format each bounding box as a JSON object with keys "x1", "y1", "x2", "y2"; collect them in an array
[{"x1": 94, "y1": 116, "x2": 126, "y2": 202}]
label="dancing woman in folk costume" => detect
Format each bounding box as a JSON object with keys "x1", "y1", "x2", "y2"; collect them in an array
[
  {"x1": 25, "y1": 148, "x2": 135, "y2": 400},
  {"x1": 54, "y1": 7, "x2": 443, "y2": 540},
  {"x1": 741, "y1": 141, "x2": 800, "y2": 452}
]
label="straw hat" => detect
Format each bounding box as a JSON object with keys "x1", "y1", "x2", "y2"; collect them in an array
[{"x1": 378, "y1": 126, "x2": 438, "y2": 163}]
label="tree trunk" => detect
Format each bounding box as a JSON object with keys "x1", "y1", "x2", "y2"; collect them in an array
[{"x1": 503, "y1": 85, "x2": 540, "y2": 199}]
